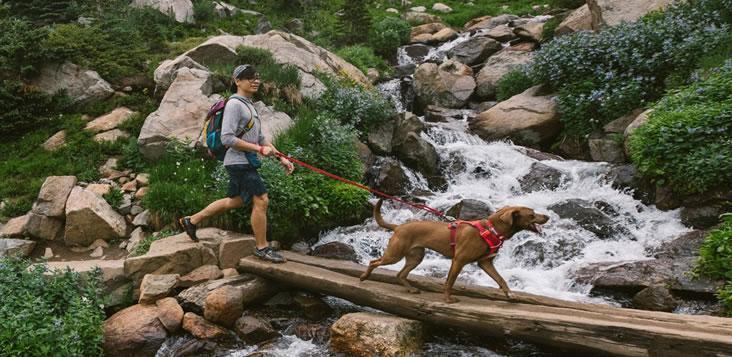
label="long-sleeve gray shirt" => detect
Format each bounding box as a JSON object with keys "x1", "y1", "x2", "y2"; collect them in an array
[{"x1": 221, "y1": 95, "x2": 265, "y2": 166}]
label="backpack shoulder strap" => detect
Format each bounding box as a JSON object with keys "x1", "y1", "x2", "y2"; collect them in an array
[{"x1": 228, "y1": 95, "x2": 257, "y2": 136}]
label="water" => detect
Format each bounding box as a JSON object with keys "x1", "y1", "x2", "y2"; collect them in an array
[{"x1": 318, "y1": 117, "x2": 689, "y2": 303}]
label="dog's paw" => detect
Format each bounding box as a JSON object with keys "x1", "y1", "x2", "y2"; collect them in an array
[{"x1": 504, "y1": 291, "x2": 515, "y2": 301}]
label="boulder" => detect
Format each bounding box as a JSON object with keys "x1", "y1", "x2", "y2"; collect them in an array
[
  {"x1": 556, "y1": 5, "x2": 593, "y2": 36},
  {"x1": 410, "y1": 22, "x2": 446, "y2": 39},
  {"x1": 464, "y1": 14, "x2": 519, "y2": 32},
  {"x1": 680, "y1": 205, "x2": 725, "y2": 229},
  {"x1": 433, "y1": 3, "x2": 452, "y2": 13},
  {"x1": 178, "y1": 275, "x2": 278, "y2": 314},
  {"x1": 132, "y1": 210, "x2": 151, "y2": 227},
  {"x1": 103, "y1": 304, "x2": 169, "y2": 356},
  {"x1": 414, "y1": 59, "x2": 475, "y2": 109},
  {"x1": 446, "y1": 199, "x2": 493, "y2": 220},
  {"x1": 588, "y1": 132, "x2": 626, "y2": 163},
  {"x1": 85, "y1": 107, "x2": 136, "y2": 133},
  {"x1": 587, "y1": 0, "x2": 672, "y2": 30},
  {"x1": 41, "y1": 130, "x2": 67, "y2": 152},
  {"x1": 485, "y1": 24, "x2": 517, "y2": 42},
  {"x1": 293, "y1": 292, "x2": 333, "y2": 320},
  {"x1": 182, "y1": 312, "x2": 231, "y2": 341},
  {"x1": 124, "y1": 233, "x2": 218, "y2": 284},
  {"x1": 403, "y1": 12, "x2": 441, "y2": 25},
  {"x1": 330, "y1": 312, "x2": 424, "y2": 357},
  {"x1": 44, "y1": 259, "x2": 131, "y2": 308},
  {"x1": 95, "y1": 129, "x2": 130, "y2": 143},
  {"x1": 64, "y1": 186, "x2": 127, "y2": 246},
  {"x1": 179, "y1": 264, "x2": 223, "y2": 287},
  {"x1": 623, "y1": 109, "x2": 652, "y2": 156},
  {"x1": 139, "y1": 274, "x2": 180, "y2": 304},
  {"x1": 475, "y1": 49, "x2": 533, "y2": 99},
  {"x1": 448, "y1": 36, "x2": 502, "y2": 66},
  {"x1": 235, "y1": 315, "x2": 281, "y2": 344},
  {"x1": 131, "y1": 0, "x2": 194, "y2": 23},
  {"x1": 294, "y1": 323, "x2": 330, "y2": 344},
  {"x1": 514, "y1": 21, "x2": 545, "y2": 42},
  {"x1": 155, "y1": 297, "x2": 184, "y2": 333},
  {"x1": 29, "y1": 62, "x2": 114, "y2": 104},
  {"x1": 0, "y1": 239, "x2": 36, "y2": 258},
  {"x1": 153, "y1": 55, "x2": 209, "y2": 93},
  {"x1": 204, "y1": 285, "x2": 244, "y2": 328},
  {"x1": 86, "y1": 183, "x2": 112, "y2": 197},
  {"x1": 395, "y1": 132, "x2": 440, "y2": 178},
  {"x1": 32, "y1": 176, "x2": 77, "y2": 218},
  {"x1": 241, "y1": 31, "x2": 369, "y2": 97},
  {"x1": 127, "y1": 227, "x2": 146, "y2": 253},
  {"x1": 0, "y1": 214, "x2": 29, "y2": 238},
  {"x1": 252, "y1": 101, "x2": 295, "y2": 142},
  {"x1": 548, "y1": 199, "x2": 617, "y2": 239},
  {"x1": 311, "y1": 242, "x2": 358, "y2": 262},
  {"x1": 367, "y1": 118, "x2": 396, "y2": 155},
  {"x1": 366, "y1": 157, "x2": 410, "y2": 196},
  {"x1": 470, "y1": 85, "x2": 560, "y2": 149},
  {"x1": 519, "y1": 162, "x2": 564, "y2": 193},
  {"x1": 138, "y1": 68, "x2": 219, "y2": 160},
  {"x1": 25, "y1": 213, "x2": 64, "y2": 241}
]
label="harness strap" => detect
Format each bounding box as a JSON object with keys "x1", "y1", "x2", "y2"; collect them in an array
[{"x1": 447, "y1": 219, "x2": 505, "y2": 256}]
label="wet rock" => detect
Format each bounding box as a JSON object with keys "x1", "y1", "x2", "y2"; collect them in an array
[
  {"x1": 290, "y1": 241, "x2": 311, "y2": 255},
  {"x1": 514, "y1": 21, "x2": 545, "y2": 42},
  {"x1": 424, "y1": 105, "x2": 478, "y2": 122},
  {"x1": 139, "y1": 274, "x2": 179, "y2": 304},
  {"x1": 293, "y1": 292, "x2": 333, "y2": 320},
  {"x1": 204, "y1": 285, "x2": 244, "y2": 328},
  {"x1": 680, "y1": 205, "x2": 724, "y2": 229},
  {"x1": 182, "y1": 312, "x2": 231, "y2": 341},
  {"x1": 235, "y1": 316, "x2": 280, "y2": 344},
  {"x1": 400, "y1": 44, "x2": 432, "y2": 64},
  {"x1": 178, "y1": 275, "x2": 278, "y2": 315},
  {"x1": 519, "y1": 162, "x2": 564, "y2": 193},
  {"x1": 588, "y1": 132, "x2": 626, "y2": 163},
  {"x1": 395, "y1": 132, "x2": 440, "y2": 178},
  {"x1": 311, "y1": 242, "x2": 358, "y2": 262},
  {"x1": 448, "y1": 37, "x2": 502, "y2": 66},
  {"x1": 513, "y1": 238, "x2": 584, "y2": 269},
  {"x1": 516, "y1": 147, "x2": 564, "y2": 161},
  {"x1": 330, "y1": 312, "x2": 424, "y2": 357},
  {"x1": 465, "y1": 14, "x2": 519, "y2": 32},
  {"x1": 414, "y1": 60, "x2": 475, "y2": 109},
  {"x1": 632, "y1": 285, "x2": 678, "y2": 312},
  {"x1": 367, "y1": 118, "x2": 396, "y2": 155},
  {"x1": 549, "y1": 199, "x2": 617, "y2": 239},
  {"x1": 294, "y1": 323, "x2": 330, "y2": 344},
  {"x1": 446, "y1": 199, "x2": 493, "y2": 220},
  {"x1": 366, "y1": 157, "x2": 410, "y2": 196}
]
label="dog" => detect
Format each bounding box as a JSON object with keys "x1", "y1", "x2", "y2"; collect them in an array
[{"x1": 360, "y1": 199, "x2": 549, "y2": 303}]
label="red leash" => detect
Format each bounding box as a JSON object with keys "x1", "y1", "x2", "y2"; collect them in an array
[{"x1": 275, "y1": 152, "x2": 449, "y2": 219}]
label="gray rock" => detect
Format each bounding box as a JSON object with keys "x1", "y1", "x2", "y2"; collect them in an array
[
  {"x1": 366, "y1": 157, "x2": 410, "y2": 196},
  {"x1": 548, "y1": 199, "x2": 617, "y2": 239},
  {"x1": 448, "y1": 37, "x2": 502, "y2": 66},
  {"x1": 446, "y1": 199, "x2": 493, "y2": 220},
  {"x1": 632, "y1": 285, "x2": 678, "y2": 312},
  {"x1": 519, "y1": 162, "x2": 564, "y2": 193},
  {"x1": 680, "y1": 206, "x2": 724, "y2": 229},
  {"x1": 311, "y1": 242, "x2": 358, "y2": 262},
  {"x1": 235, "y1": 316, "x2": 280, "y2": 344},
  {"x1": 0, "y1": 239, "x2": 36, "y2": 258}
]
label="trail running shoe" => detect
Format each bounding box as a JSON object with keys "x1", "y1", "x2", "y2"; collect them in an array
[
  {"x1": 177, "y1": 216, "x2": 198, "y2": 242},
  {"x1": 253, "y1": 246, "x2": 286, "y2": 263}
]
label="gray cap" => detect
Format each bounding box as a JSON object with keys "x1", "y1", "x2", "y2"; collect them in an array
[{"x1": 232, "y1": 64, "x2": 255, "y2": 80}]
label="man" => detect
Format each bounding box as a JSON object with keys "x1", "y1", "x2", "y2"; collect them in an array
[{"x1": 178, "y1": 64, "x2": 295, "y2": 263}]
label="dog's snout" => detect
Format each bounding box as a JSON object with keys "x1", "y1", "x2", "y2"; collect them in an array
[{"x1": 537, "y1": 214, "x2": 549, "y2": 224}]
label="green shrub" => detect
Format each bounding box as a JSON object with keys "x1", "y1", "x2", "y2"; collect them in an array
[
  {"x1": 0, "y1": 258, "x2": 105, "y2": 356},
  {"x1": 548, "y1": 0, "x2": 585, "y2": 9},
  {"x1": 541, "y1": 15, "x2": 563, "y2": 42},
  {"x1": 629, "y1": 68, "x2": 732, "y2": 194},
  {"x1": 337, "y1": 0, "x2": 372, "y2": 45},
  {"x1": 369, "y1": 17, "x2": 411, "y2": 57},
  {"x1": 193, "y1": 0, "x2": 215, "y2": 23},
  {"x1": 0, "y1": 79, "x2": 72, "y2": 137},
  {"x1": 0, "y1": 17, "x2": 50, "y2": 78},
  {"x1": 5, "y1": 0, "x2": 82, "y2": 26},
  {"x1": 131, "y1": 229, "x2": 176, "y2": 256},
  {"x1": 103, "y1": 187, "x2": 124, "y2": 208},
  {"x1": 695, "y1": 214, "x2": 732, "y2": 315},
  {"x1": 495, "y1": 69, "x2": 536, "y2": 102},
  {"x1": 528, "y1": 0, "x2": 732, "y2": 136},
  {"x1": 336, "y1": 45, "x2": 389, "y2": 75},
  {"x1": 318, "y1": 77, "x2": 395, "y2": 136}
]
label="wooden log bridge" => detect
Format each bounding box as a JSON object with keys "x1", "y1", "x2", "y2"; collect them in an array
[{"x1": 238, "y1": 252, "x2": 732, "y2": 356}]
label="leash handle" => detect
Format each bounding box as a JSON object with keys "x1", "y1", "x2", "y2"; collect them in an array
[{"x1": 275, "y1": 152, "x2": 449, "y2": 220}]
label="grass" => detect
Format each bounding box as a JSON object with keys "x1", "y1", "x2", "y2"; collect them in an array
[{"x1": 131, "y1": 229, "x2": 177, "y2": 256}]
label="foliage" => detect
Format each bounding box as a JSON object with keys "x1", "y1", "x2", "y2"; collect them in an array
[
  {"x1": 103, "y1": 187, "x2": 124, "y2": 208},
  {"x1": 336, "y1": 45, "x2": 390, "y2": 75},
  {"x1": 0, "y1": 80, "x2": 72, "y2": 137},
  {"x1": 131, "y1": 229, "x2": 176, "y2": 256},
  {"x1": 528, "y1": 0, "x2": 732, "y2": 136},
  {"x1": 495, "y1": 69, "x2": 536, "y2": 102},
  {"x1": 337, "y1": 0, "x2": 372, "y2": 45},
  {"x1": 548, "y1": 0, "x2": 585, "y2": 9},
  {"x1": 4, "y1": 0, "x2": 83, "y2": 26},
  {"x1": 695, "y1": 214, "x2": 732, "y2": 315},
  {"x1": 0, "y1": 17, "x2": 50, "y2": 78},
  {"x1": 193, "y1": 0, "x2": 216, "y2": 23},
  {"x1": 368, "y1": 16, "x2": 411, "y2": 57},
  {"x1": 0, "y1": 258, "x2": 105, "y2": 356},
  {"x1": 629, "y1": 66, "x2": 732, "y2": 194},
  {"x1": 318, "y1": 77, "x2": 395, "y2": 136},
  {"x1": 540, "y1": 15, "x2": 563, "y2": 43},
  {"x1": 235, "y1": 46, "x2": 302, "y2": 114}
]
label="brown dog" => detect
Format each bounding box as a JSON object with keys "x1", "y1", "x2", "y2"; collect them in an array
[{"x1": 360, "y1": 199, "x2": 549, "y2": 303}]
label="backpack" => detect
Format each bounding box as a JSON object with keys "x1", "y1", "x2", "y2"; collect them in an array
[{"x1": 201, "y1": 96, "x2": 255, "y2": 161}]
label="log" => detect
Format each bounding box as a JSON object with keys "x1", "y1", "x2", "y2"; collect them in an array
[{"x1": 238, "y1": 255, "x2": 732, "y2": 356}]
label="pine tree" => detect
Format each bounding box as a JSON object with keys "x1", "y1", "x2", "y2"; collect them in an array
[
  {"x1": 338, "y1": 0, "x2": 372, "y2": 45},
  {"x1": 5, "y1": 0, "x2": 80, "y2": 26}
]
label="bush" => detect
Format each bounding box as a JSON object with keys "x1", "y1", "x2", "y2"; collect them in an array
[
  {"x1": 695, "y1": 214, "x2": 732, "y2": 315},
  {"x1": 318, "y1": 78, "x2": 395, "y2": 136},
  {"x1": 528, "y1": 0, "x2": 732, "y2": 136},
  {"x1": 0, "y1": 17, "x2": 50, "y2": 78},
  {"x1": 337, "y1": 0, "x2": 371, "y2": 45},
  {"x1": 495, "y1": 69, "x2": 537, "y2": 102},
  {"x1": 0, "y1": 79, "x2": 72, "y2": 137},
  {"x1": 549, "y1": 0, "x2": 585, "y2": 9},
  {"x1": 336, "y1": 45, "x2": 390, "y2": 75},
  {"x1": 0, "y1": 258, "x2": 105, "y2": 356},
  {"x1": 103, "y1": 187, "x2": 124, "y2": 208},
  {"x1": 629, "y1": 67, "x2": 732, "y2": 194},
  {"x1": 369, "y1": 17, "x2": 411, "y2": 57}
]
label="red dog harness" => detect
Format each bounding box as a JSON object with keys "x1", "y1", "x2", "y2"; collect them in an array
[{"x1": 448, "y1": 219, "x2": 505, "y2": 256}]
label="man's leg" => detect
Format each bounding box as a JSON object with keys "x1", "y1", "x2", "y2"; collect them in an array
[
  {"x1": 179, "y1": 196, "x2": 243, "y2": 241},
  {"x1": 250, "y1": 193, "x2": 269, "y2": 250}
]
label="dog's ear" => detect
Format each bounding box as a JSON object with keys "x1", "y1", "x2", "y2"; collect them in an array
[{"x1": 499, "y1": 208, "x2": 518, "y2": 227}]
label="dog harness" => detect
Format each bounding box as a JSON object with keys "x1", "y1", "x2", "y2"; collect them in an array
[{"x1": 448, "y1": 219, "x2": 505, "y2": 256}]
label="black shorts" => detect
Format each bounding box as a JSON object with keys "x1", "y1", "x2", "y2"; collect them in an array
[{"x1": 226, "y1": 164, "x2": 267, "y2": 204}]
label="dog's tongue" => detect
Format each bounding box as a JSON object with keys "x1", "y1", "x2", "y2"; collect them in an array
[{"x1": 533, "y1": 223, "x2": 542, "y2": 233}]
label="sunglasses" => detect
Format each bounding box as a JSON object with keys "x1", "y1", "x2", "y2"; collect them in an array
[{"x1": 239, "y1": 73, "x2": 261, "y2": 83}]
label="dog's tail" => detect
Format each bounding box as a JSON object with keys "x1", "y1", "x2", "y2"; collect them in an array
[{"x1": 374, "y1": 199, "x2": 397, "y2": 231}]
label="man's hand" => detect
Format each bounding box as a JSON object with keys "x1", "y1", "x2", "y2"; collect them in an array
[
  {"x1": 259, "y1": 145, "x2": 274, "y2": 156},
  {"x1": 279, "y1": 157, "x2": 294, "y2": 175}
]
